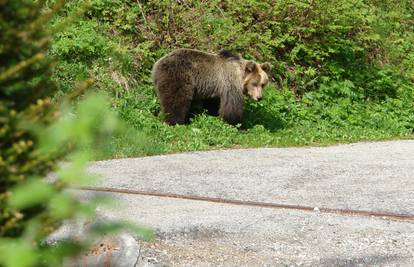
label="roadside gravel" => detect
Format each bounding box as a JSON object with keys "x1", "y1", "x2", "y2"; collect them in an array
[{"x1": 79, "y1": 140, "x2": 414, "y2": 266}]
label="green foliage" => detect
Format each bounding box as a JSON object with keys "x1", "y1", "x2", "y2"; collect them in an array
[
  {"x1": 88, "y1": 0, "x2": 140, "y2": 33},
  {"x1": 0, "y1": 1, "x2": 152, "y2": 266},
  {"x1": 0, "y1": 93, "x2": 149, "y2": 267},
  {"x1": 1, "y1": 0, "x2": 62, "y2": 240},
  {"x1": 52, "y1": 20, "x2": 110, "y2": 61},
  {"x1": 49, "y1": 0, "x2": 414, "y2": 158}
]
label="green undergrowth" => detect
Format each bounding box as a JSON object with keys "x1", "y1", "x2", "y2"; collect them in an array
[
  {"x1": 50, "y1": 0, "x2": 414, "y2": 159},
  {"x1": 103, "y1": 83, "x2": 413, "y2": 158}
]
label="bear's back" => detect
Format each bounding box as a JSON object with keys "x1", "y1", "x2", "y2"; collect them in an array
[
  {"x1": 153, "y1": 49, "x2": 235, "y2": 83},
  {"x1": 160, "y1": 49, "x2": 216, "y2": 69},
  {"x1": 152, "y1": 48, "x2": 243, "y2": 98}
]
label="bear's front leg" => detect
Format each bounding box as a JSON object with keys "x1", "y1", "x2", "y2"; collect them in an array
[{"x1": 218, "y1": 90, "x2": 244, "y2": 125}]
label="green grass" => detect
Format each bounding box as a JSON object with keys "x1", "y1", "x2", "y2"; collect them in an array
[
  {"x1": 90, "y1": 82, "x2": 414, "y2": 159},
  {"x1": 49, "y1": 0, "x2": 414, "y2": 159}
]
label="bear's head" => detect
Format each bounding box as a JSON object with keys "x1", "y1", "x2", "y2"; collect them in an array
[{"x1": 243, "y1": 62, "x2": 271, "y2": 101}]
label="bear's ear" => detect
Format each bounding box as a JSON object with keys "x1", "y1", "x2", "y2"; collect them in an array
[
  {"x1": 260, "y1": 62, "x2": 272, "y2": 74},
  {"x1": 245, "y1": 61, "x2": 257, "y2": 73}
]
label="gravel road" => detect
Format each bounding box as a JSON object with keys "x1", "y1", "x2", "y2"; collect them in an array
[{"x1": 79, "y1": 140, "x2": 414, "y2": 266}]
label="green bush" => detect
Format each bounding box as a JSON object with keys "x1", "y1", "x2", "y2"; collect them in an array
[
  {"x1": 51, "y1": 20, "x2": 111, "y2": 61},
  {"x1": 49, "y1": 0, "x2": 414, "y2": 157},
  {"x1": 0, "y1": 1, "x2": 152, "y2": 266},
  {"x1": 1, "y1": 0, "x2": 61, "y2": 239},
  {"x1": 64, "y1": 0, "x2": 413, "y2": 97}
]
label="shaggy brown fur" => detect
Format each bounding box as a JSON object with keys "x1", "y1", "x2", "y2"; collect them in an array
[{"x1": 152, "y1": 48, "x2": 271, "y2": 125}]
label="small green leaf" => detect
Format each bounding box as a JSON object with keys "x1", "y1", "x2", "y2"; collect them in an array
[
  {"x1": 49, "y1": 193, "x2": 75, "y2": 219},
  {"x1": 9, "y1": 180, "x2": 56, "y2": 209},
  {"x1": 0, "y1": 240, "x2": 37, "y2": 267}
]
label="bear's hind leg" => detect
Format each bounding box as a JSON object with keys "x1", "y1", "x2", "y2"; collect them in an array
[{"x1": 161, "y1": 86, "x2": 193, "y2": 125}]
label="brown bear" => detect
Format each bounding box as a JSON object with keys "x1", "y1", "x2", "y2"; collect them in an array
[{"x1": 152, "y1": 48, "x2": 271, "y2": 125}]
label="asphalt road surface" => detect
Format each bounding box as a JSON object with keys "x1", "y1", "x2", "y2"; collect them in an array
[{"x1": 79, "y1": 140, "x2": 414, "y2": 266}]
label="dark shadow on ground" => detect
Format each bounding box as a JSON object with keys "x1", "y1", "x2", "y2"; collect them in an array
[
  {"x1": 187, "y1": 98, "x2": 286, "y2": 132},
  {"x1": 187, "y1": 97, "x2": 220, "y2": 123},
  {"x1": 241, "y1": 101, "x2": 286, "y2": 132}
]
